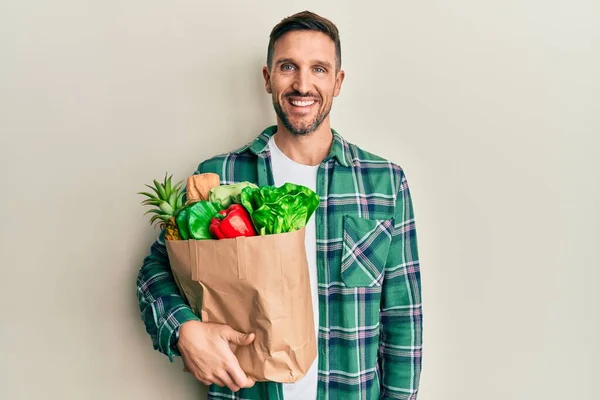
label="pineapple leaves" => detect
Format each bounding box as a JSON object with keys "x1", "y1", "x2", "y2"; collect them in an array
[
  {"x1": 168, "y1": 190, "x2": 178, "y2": 211},
  {"x1": 144, "y1": 209, "x2": 164, "y2": 216},
  {"x1": 142, "y1": 184, "x2": 161, "y2": 197},
  {"x1": 140, "y1": 198, "x2": 162, "y2": 206},
  {"x1": 149, "y1": 214, "x2": 170, "y2": 226},
  {"x1": 165, "y1": 173, "x2": 172, "y2": 195},
  {"x1": 139, "y1": 173, "x2": 187, "y2": 230},
  {"x1": 153, "y1": 179, "x2": 167, "y2": 199},
  {"x1": 176, "y1": 191, "x2": 185, "y2": 211},
  {"x1": 173, "y1": 180, "x2": 184, "y2": 191}
]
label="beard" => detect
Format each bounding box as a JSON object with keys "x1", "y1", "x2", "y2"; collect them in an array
[{"x1": 272, "y1": 91, "x2": 331, "y2": 136}]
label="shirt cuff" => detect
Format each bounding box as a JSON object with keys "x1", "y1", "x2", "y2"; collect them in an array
[{"x1": 158, "y1": 306, "x2": 201, "y2": 362}]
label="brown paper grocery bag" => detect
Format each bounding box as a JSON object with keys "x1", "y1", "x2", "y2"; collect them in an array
[{"x1": 165, "y1": 227, "x2": 317, "y2": 383}]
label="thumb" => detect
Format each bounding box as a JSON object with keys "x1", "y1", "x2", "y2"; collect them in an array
[{"x1": 226, "y1": 329, "x2": 255, "y2": 345}]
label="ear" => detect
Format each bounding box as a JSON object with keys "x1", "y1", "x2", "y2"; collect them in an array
[
  {"x1": 333, "y1": 69, "x2": 345, "y2": 97},
  {"x1": 262, "y1": 66, "x2": 272, "y2": 94}
]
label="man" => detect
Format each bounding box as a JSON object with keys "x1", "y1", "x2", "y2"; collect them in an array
[{"x1": 137, "y1": 10, "x2": 422, "y2": 400}]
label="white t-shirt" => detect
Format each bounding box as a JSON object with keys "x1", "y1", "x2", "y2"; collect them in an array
[{"x1": 268, "y1": 135, "x2": 319, "y2": 400}]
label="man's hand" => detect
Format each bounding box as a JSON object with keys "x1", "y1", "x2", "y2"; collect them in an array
[{"x1": 176, "y1": 320, "x2": 256, "y2": 392}]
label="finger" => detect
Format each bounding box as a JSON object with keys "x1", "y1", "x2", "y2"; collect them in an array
[
  {"x1": 224, "y1": 356, "x2": 250, "y2": 389},
  {"x1": 217, "y1": 369, "x2": 240, "y2": 392},
  {"x1": 228, "y1": 333, "x2": 255, "y2": 353},
  {"x1": 199, "y1": 378, "x2": 211, "y2": 386},
  {"x1": 190, "y1": 370, "x2": 212, "y2": 386},
  {"x1": 240, "y1": 376, "x2": 255, "y2": 389},
  {"x1": 223, "y1": 326, "x2": 255, "y2": 346},
  {"x1": 238, "y1": 332, "x2": 255, "y2": 345},
  {"x1": 211, "y1": 376, "x2": 226, "y2": 388}
]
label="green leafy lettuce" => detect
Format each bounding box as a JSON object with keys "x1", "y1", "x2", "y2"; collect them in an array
[
  {"x1": 239, "y1": 182, "x2": 319, "y2": 235},
  {"x1": 208, "y1": 181, "x2": 258, "y2": 208}
]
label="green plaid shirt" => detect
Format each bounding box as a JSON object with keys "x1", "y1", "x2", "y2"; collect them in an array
[{"x1": 137, "y1": 126, "x2": 422, "y2": 399}]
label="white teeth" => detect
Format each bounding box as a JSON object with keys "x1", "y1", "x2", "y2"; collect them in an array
[{"x1": 290, "y1": 100, "x2": 315, "y2": 107}]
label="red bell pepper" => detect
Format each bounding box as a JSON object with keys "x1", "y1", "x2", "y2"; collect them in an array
[{"x1": 209, "y1": 204, "x2": 257, "y2": 239}]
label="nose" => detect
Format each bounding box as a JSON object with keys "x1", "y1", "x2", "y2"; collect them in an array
[{"x1": 292, "y1": 68, "x2": 311, "y2": 95}]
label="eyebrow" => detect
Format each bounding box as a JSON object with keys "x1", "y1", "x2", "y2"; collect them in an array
[{"x1": 275, "y1": 58, "x2": 333, "y2": 70}]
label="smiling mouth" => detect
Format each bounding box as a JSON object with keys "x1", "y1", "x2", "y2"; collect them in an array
[{"x1": 288, "y1": 98, "x2": 317, "y2": 108}]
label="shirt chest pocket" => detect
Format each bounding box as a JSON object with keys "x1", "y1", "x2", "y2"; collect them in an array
[{"x1": 340, "y1": 215, "x2": 394, "y2": 288}]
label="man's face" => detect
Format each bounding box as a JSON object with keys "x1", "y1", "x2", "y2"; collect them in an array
[{"x1": 263, "y1": 30, "x2": 345, "y2": 136}]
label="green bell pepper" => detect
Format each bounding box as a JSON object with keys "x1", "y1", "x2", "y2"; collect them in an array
[{"x1": 175, "y1": 200, "x2": 223, "y2": 240}]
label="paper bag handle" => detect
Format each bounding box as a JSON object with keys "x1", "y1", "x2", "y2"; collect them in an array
[
  {"x1": 190, "y1": 240, "x2": 199, "y2": 281},
  {"x1": 236, "y1": 236, "x2": 247, "y2": 280}
]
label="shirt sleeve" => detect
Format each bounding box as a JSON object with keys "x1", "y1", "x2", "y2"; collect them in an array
[
  {"x1": 136, "y1": 228, "x2": 200, "y2": 362},
  {"x1": 379, "y1": 168, "x2": 423, "y2": 399}
]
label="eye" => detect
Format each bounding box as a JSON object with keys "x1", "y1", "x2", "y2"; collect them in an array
[
  {"x1": 314, "y1": 67, "x2": 326, "y2": 73},
  {"x1": 281, "y1": 64, "x2": 295, "y2": 71}
]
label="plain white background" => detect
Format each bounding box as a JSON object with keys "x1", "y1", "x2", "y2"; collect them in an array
[{"x1": 1, "y1": 1, "x2": 598, "y2": 399}]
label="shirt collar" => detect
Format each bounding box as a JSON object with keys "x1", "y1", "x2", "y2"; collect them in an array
[{"x1": 233, "y1": 125, "x2": 352, "y2": 167}]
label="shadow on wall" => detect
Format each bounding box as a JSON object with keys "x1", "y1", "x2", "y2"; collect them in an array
[{"x1": 222, "y1": 53, "x2": 276, "y2": 147}]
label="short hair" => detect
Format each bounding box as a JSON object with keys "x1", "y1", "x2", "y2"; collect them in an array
[{"x1": 266, "y1": 10, "x2": 342, "y2": 71}]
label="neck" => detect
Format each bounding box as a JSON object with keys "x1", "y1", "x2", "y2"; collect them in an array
[{"x1": 273, "y1": 120, "x2": 333, "y2": 166}]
